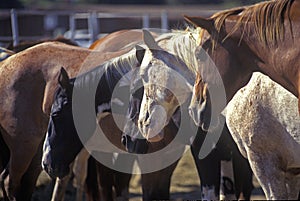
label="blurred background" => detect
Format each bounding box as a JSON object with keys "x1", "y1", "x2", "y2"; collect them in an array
[
  {"x1": 0, "y1": 0, "x2": 265, "y2": 48},
  {"x1": 1, "y1": 0, "x2": 264, "y2": 8}
]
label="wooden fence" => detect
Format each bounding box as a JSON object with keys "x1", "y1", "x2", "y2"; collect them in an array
[{"x1": 0, "y1": 6, "x2": 218, "y2": 46}]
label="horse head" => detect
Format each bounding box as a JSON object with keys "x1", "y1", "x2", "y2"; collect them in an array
[
  {"x1": 184, "y1": 15, "x2": 244, "y2": 132},
  {"x1": 42, "y1": 46, "x2": 146, "y2": 177},
  {"x1": 42, "y1": 67, "x2": 83, "y2": 178},
  {"x1": 137, "y1": 30, "x2": 194, "y2": 142},
  {"x1": 121, "y1": 75, "x2": 149, "y2": 154}
]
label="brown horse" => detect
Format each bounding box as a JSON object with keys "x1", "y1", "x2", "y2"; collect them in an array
[
  {"x1": 0, "y1": 29, "x2": 150, "y2": 200},
  {"x1": 186, "y1": 0, "x2": 300, "y2": 132}
]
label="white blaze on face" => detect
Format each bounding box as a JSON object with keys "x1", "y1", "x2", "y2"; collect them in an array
[
  {"x1": 42, "y1": 132, "x2": 51, "y2": 169},
  {"x1": 138, "y1": 94, "x2": 167, "y2": 141},
  {"x1": 145, "y1": 104, "x2": 167, "y2": 140}
]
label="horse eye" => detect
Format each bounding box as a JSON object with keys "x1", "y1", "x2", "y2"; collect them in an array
[{"x1": 51, "y1": 110, "x2": 60, "y2": 117}]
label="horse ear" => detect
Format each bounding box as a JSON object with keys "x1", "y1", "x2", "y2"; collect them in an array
[
  {"x1": 184, "y1": 15, "x2": 215, "y2": 33},
  {"x1": 58, "y1": 67, "x2": 70, "y2": 90},
  {"x1": 135, "y1": 45, "x2": 146, "y2": 65},
  {"x1": 142, "y1": 29, "x2": 160, "y2": 50}
]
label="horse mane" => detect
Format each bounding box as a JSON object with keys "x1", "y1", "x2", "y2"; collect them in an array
[
  {"x1": 72, "y1": 48, "x2": 139, "y2": 93},
  {"x1": 156, "y1": 28, "x2": 199, "y2": 75},
  {"x1": 211, "y1": 0, "x2": 294, "y2": 46}
]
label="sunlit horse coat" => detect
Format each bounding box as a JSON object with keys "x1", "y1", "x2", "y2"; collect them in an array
[{"x1": 225, "y1": 72, "x2": 300, "y2": 200}]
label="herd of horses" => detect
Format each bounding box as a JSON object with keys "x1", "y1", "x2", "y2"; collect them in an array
[{"x1": 0, "y1": 0, "x2": 299, "y2": 200}]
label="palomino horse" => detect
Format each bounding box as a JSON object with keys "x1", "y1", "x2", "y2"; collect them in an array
[
  {"x1": 185, "y1": 0, "x2": 300, "y2": 130},
  {"x1": 0, "y1": 29, "x2": 152, "y2": 201},
  {"x1": 225, "y1": 72, "x2": 300, "y2": 199},
  {"x1": 122, "y1": 30, "x2": 253, "y2": 199}
]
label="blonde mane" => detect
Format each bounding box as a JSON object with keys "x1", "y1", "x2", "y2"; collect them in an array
[
  {"x1": 212, "y1": 0, "x2": 293, "y2": 46},
  {"x1": 155, "y1": 27, "x2": 200, "y2": 75}
]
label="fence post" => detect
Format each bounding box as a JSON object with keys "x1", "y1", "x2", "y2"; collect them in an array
[
  {"x1": 69, "y1": 13, "x2": 76, "y2": 41},
  {"x1": 142, "y1": 14, "x2": 150, "y2": 29},
  {"x1": 161, "y1": 10, "x2": 168, "y2": 32},
  {"x1": 10, "y1": 9, "x2": 19, "y2": 46},
  {"x1": 88, "y1": 11, "x2": 98, "y2": 42}
]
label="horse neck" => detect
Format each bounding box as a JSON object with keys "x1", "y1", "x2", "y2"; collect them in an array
[
  {"x1": 73, "y1": 51, "x2": 138, "y2": 103},
  {"x1": 159, "y1": 32, "x2": 197, "y2": 84},
  {"x1": 224, "y1": 18, "x2": 299, "y2": 98}
]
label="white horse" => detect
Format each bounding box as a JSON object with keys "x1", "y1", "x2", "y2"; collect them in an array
[
  {"x1": 225, "y1": 72, "x2": 300, "y2": 200},
  {"x1": 134, "y1": 29, "x2": 253, "y2": 200}
]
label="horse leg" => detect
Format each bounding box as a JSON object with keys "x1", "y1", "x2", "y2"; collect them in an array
[
  {"x1": 0, "y1": 133, "x2": 10, "y2": 200},
  {"x1": 96, "y1": 161, "x2": 114, "y2": 201},
  {"x1": 247, "y1": 150, "x2": 287, "y2": 200},
  {"x1": 51, "y1": 176, "x2": 70, "y2": 201},
  {"x1": 141, "y1": 160, "x2": 179, "y2": 201},
  {"x1": 191, "y1": 129, "x2": 220, "y2": 200},
  {"x1": 0, "y1": 167, "x2": 9, "y2": 200},
  {"x1": 72, "y1": 148, "x2": 90, "y2": 201},
  {"x1": 85, "y1": 157, "x2": 101, "y2": 201},
  {"x1": 18, "y1": 141, "x2": 43, "y2": 201},
  {"x1": 5, "y1": 138, "x2": 42, "y2": 201},
  {"x1": 112, "y1": 154, "x2": 135, "y2": 201},
  {"x1": 112, "y1": 170, "x2": 131, "y2": 201},
  {"x1": 219, "y1": 124, "x2": 253, "y2": 199},
  {"x1": 285, "y1": 169, "x2": 300, "y2": 200},
  {"x1": 232, "y1": 151, "x2": 253, "y2": 200},
  {"x1": 51, "y1": 160, "x2": 75, "y2": 201}
]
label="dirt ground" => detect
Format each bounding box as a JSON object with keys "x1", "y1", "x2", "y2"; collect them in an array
[{"x1": 25, "y1": 148, "x2": 265, "y2": 201}]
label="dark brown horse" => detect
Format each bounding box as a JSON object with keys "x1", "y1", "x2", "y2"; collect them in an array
[
  {"x1": 0, "y1": 29, "x2": 150, "y2": 201},
  {"x1": 186, "y1": 0, "x2": 300, "y2": 131}
]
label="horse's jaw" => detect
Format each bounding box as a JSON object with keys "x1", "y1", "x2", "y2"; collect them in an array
[{"x1": 138, "y1": 103, "x2": 168, "y2": 142}]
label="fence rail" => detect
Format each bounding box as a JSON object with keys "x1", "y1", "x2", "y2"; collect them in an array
[{"x1": 0, "y1": 7, "x2": 218, "y2": 46}]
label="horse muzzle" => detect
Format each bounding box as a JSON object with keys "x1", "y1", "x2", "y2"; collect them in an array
[
  {"x1": 42, "y1": 160, "x2": 70, "y2": 179},
  {"x1": 122, "y1": 135, "x2": 148, "y2": 154}
]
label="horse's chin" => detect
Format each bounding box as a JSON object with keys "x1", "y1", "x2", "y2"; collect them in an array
[
  {"x1": 147, "y1": 132, "x2": 164, "y2": 142},
  {"x1": 45, "y1": 166, "x2": 70, "y2": 179},
  {"x1": 140, "y1": 124, "x2": 165, "y2": 142},
  {"x1": 122, "y1": 135, "x2": 149, "y2": 154}
]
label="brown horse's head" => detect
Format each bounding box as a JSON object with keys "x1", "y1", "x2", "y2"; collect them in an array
[
  {"x1": 185, "y1": 0, "x2": 298, "y2": 130},
  {"x1": 185, "y1": 15, "x2": 248, "y2": 131}
]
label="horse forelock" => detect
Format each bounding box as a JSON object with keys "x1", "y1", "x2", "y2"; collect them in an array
[{"x1": 211, "y1": 0, "x2": 294, "y2": 46}]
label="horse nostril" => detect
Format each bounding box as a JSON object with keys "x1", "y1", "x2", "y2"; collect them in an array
[
  {"x1": 188, "y1": 107, "x2": 193, "y2": 116},
  {"x1": 145, "y1": 111, "x2": 149, "y2": 120},
  {"x1": 121, "y1": 135, "x2": 127, "y2": 146},
  {"x1": 42, "y1": 161, "x2": 47, "y2": 170}
]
